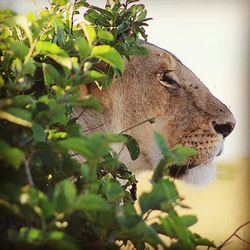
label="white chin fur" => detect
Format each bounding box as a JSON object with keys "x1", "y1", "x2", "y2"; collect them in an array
[{"x1": 180, "y1": 162, "x2": 216, "y2": 186}]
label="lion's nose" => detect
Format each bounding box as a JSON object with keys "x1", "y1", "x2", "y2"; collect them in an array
[{"x1": 213, "y1": 121, "x2": 235, "y2": 138}]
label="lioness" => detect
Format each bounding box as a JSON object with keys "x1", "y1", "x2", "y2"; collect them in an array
[{"x1": 76, "y1": 42, "x2": 235, "y2": 185}]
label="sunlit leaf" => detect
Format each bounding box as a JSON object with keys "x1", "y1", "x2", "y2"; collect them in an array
[
  {"x1": 0, "y1": 110, "x2": 32, "y2": 127},
  {"x1": 97, "y1": 29, "x2": 114, "y2": 41},
  {"x1": 74, "y1": 36, "x2": 91, "y2": 58},
  {"x1": 36, "y1": 41, "x2": 72, "y2": 69},
  {"x1": 80, "y1": 23, "x2": 97, "y2": 46},
  {"x1": 91, "y1": 45, "x2": 124, "y2": 73}
]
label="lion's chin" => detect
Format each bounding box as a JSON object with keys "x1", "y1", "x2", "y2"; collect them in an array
[{"x1": 180, "y1": 162, "x2": 216, "y2": 186}]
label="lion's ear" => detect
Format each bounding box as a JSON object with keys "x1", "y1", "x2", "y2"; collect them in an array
[{"x1": 164, "y1": 53, "x2": 177, "y2": 71}]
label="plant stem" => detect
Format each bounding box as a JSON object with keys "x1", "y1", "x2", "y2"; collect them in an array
[
  {"x1": 119, "y1": 116, "x2": 157, "y2": 135},
  {"x1": 24, "y1": 153, "x2": 34, "y2": 186},
  {"x1": 217, "y1": 221, "x2": 250, "y2": 249},
  {"x1": 70, "y1": 0, "x2": 77, "y2": 34}
]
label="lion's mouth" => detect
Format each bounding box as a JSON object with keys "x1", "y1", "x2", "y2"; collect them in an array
[{"x1": 168, "y1": 164, "x2": 196, "y2": 178}]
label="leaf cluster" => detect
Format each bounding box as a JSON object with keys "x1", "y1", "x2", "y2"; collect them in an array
[{"x1": 0, "y1": 1, "x2": 216, "y2": 249}]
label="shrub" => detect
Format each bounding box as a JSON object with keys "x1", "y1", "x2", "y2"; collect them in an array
[{"x1": 0, "y1": 0, "x2": 215, "y2": 249}]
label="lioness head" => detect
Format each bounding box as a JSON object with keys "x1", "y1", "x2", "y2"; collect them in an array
[{"x1": 76, "y1": 42, "x2": 235, "y2": 185}]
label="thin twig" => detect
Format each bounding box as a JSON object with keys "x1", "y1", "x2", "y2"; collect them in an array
[
  {"x1": 83, "y1": 122, "x2": 105, "y2": 133},
  {"x1": 24, "y1": 153, "x2": 34, "y2": 186},
  {"x1": 235, "y1": 234, "x2": 250, "y2": 244},
  {"x1": 119, "y1": 116, "x2": 157, "y2": 135},
  {"x1": 70, "y1": 0, "x2": 77, "y2": 34},
  {"x1": 75, "y1": 109, "x2": 87, "y2": 120},
  {"x1": 143, "y1": 209, "x2": 152, "y2": 221},
  {"x1": 217, "y1": 221, "x2": 250, "y2": 249}
]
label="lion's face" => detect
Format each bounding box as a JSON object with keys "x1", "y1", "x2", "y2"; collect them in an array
[{"x1": 78, "y1": 42, "x2": 236, "y2": 185}]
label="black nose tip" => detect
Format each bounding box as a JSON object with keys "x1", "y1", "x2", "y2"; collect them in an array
[{"x1": 213, "y1": 122, "x2": 235, "y2": 138}]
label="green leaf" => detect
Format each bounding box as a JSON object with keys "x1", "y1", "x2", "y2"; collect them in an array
[
  {"x1": 0, "y1": 140, "x2": 25, "y2": 169},
  {"x1": 130, "y1": 4, "x2": 145, "y2": 15},
  {"x1": 84, "y1": 9, "x2": 110, "y2": 26},
  {"x1": 80, "y1": 95, "x2": 100, "y2": 110},
  {"x1": 46, "y1": 231, "x2": 79, "y2": 250},
  {"x1": 102, "y1": 180, "x2": 124, "y2": 202},
  {"x1": 53, "y1": 179, "x2": 76, "y2": 212},
  {"x1": 32, "y1": 123, "x2": 46, "y2": 142},
  {"x1": 27, "y1": 187, "x2": 53, "y2": 219},
  {"x1": 36, "y1": 41, "x2": 72, "y2": 69},
  {"x1": 19, "y1": 227, "x2": 42, "y2": 243},
  {"x1": 139, "y1": 179, "x2": 179, "y2": 214},
  {"x1": 11, "y1": 58, "x2": 23, "y2": 73},
  {"x1": 123, "y1": 134, "x2": 140, "y2": 161},
  {"x1": 153, "y1": 132, "x2": 169, "y2": 156},
  {"x1": 0, "y1": 75, "x2": 4, "y2": 88},
  {"x1": 181, "y1": 215, "x2": 198, "y2": 228},
  {"x1": 137, "y1": 9, "x2": 147, "y2": 21},
  {"x1": 10, "y1": 41, "x2": 29, "y2": 60},
  {"x1": 134, "y1": 221, "x2": 164, "y2": 248},
  {"x1": 42, "y1": 63, "x2": 64, "y2": 86},
  {"x1": 13, "y1": 15, "x2": 33, "y2": 44},
  {"x1": 97, "y1": 29, "x2": 114, "y2": 41},
  {"x1": 74, "y1": 36, "x2": 91, "y2": 58},
  {"x1": 6, "y1": 107, "x2": 32, "y2": 121},
  {"x1": 58, "y1": 137, "x2": 95, "y2": 159},
  {"x1": 194, "y1": 234, "x2": 216, "y2": 247},
  {"x1": 81, "y1": 23, "x2": 97, "y2": 46},
  {"x1": 74, "y1": 193, "x2": 111, "y2": 211},
  {"x1": 91, "y1": 45, "x2": 124, "y2": 73},
  {"x1": 52, "y1": 0, "x2": 68, "y2": 6},
  {"x1": 152, "y1": 156, "x2": 176, "y2": 182},
  {"x1": 85, "y1": 70, "x2": 107, "y2": 84},
  {"x1": 171, "y1": 145, "x2": 197, "y2": 165},
  {"x1": 124, "y1": 46, "x2": 148, "y2": 56},
  {"x1": 88, "y1": 5, "x2": 113, "y2": 20},
  {"x1": 23, "y1": 58, "x2": 36, "y2": 75}
]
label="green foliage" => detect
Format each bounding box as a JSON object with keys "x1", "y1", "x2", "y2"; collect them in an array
[{"x1": 0, "y1": 1, "x2": 216, "y2": 249}]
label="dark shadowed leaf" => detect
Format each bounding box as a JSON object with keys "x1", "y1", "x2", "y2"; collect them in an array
[
  {"x1": 42, "y1": 63, "x2": 64, "y2": 86},
  {"x1": 123, "y1": 134, "x2": 140, "y2": 161},
  {"x1": 32, "y1": 123, "x2": 46, "y2": 142}
]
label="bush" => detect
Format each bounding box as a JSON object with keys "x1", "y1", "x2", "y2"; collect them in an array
[{"x1": 0, "y1": 0, "x2": 216, "y2": 249}]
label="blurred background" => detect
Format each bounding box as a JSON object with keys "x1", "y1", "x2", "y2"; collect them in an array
[{"x1": 0, "y1": 0, "x2": 249, "y2": 249}]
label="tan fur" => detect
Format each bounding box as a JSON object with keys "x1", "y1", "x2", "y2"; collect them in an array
[{"x1": 75, "y1": 42, "x2": 235, "y2": 182}]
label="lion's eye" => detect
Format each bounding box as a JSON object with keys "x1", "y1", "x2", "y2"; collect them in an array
[{"x1": 156, "y1": 71, "x2": 179, "y2": 89}]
